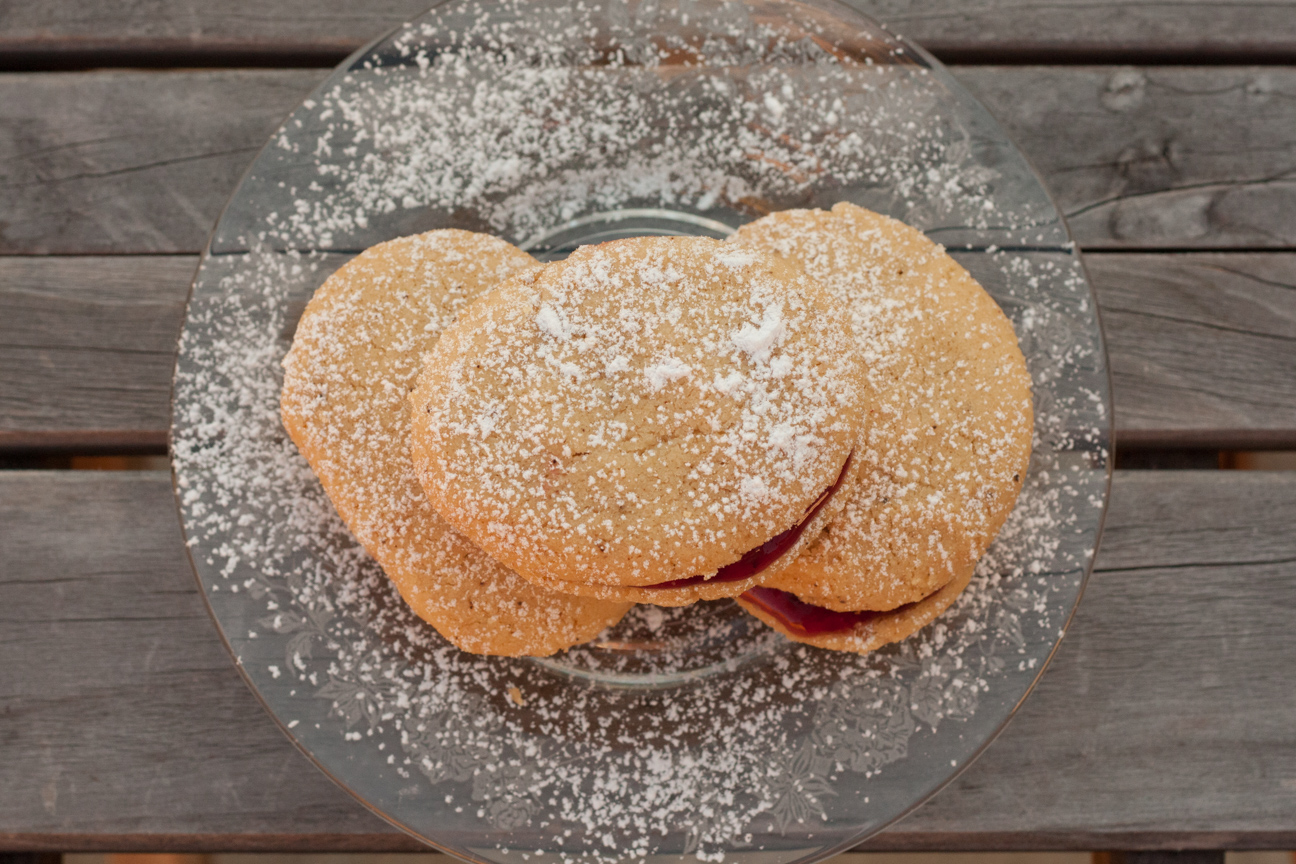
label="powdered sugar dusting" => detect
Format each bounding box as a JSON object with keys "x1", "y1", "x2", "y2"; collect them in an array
[
  {"x1": 535, "y1": 303, "x2": 571, "y2": 341},
  {"x1": 214, "y1": 0, "x2": 1058, "y2": 257},
  {"x1": 175, "y1": 245, "x2": 1104, "y2": 864},
  {"x1": 408, "y1": 238, "x2": 862, "y2": 592},
  {"x1": 732, "y1": 303, "x2": 787, "y2": 365},
  {"x1": 172, "y1": 0, "x2": 1110, "y2": 860},
  {"x1": 644, "y1": 356, "x2": 694, "y2": 392}
]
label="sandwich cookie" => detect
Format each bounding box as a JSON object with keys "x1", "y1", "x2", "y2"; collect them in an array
[
  {"x1": 408, "y1": 236, "x2": 867, "y2": 606},
  {"x1": 739, "y1": 561, "x2": 974, "y2": 654},
  {"x1": 730, "y1": 203, "x2": 1033, "y2": 650},
  {"x1": 280, "y1": 230, "x2": 631, "y2": 656}
]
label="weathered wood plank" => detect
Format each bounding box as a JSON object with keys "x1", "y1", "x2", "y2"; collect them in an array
[
  {"x1": 954, "y1": 67, "x2": 1296, "y2": 251},
  {"x1": 0, "y1": 70, "x2": 327, "y2": 257},
  {"x1": 1, "y1": 67, "x2": 1294, "y2": 255},
  {"x1": 1, "y1": 0, "x2": 1294, "y2": 63},
  {"x1": 5, "y1": 253, "x2": 1295, "y2": 451},
  {"x1": 0, "y1": 256, "x2": 194, "y2": 451},
  {"x1": 868, "y1": 1, "x2": 1296, "y2": 60},
  {"x1": 0, "y1": 471, "x2": 392, "y2": 850},
  {"x1": 1, "y1": 470, "x2": 1294, "y2": 850},
  {"x1": 1090, "y1": 253, "x2": 1296, "y2": 449}
]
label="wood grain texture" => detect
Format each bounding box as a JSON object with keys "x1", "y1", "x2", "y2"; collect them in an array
[
  {"x1": 0, "y1": 256, "x2": 194, "y2": 450},
  {"x1": 1, "y1": 0, "x2": 1294, "y2": 62},
  {"x1": 0, "y1": 69, "x2": 327, "y2": 256},
  {"x1": 954, "y1": 67, "x2": 1296, "y2": 250},
  {"x1": 5, "y1": 253, "x2": 1295, "y2": 451},
  {"x1": 1, "y1": 67, "x2": 1294, "y2": 255},
  {"x1": 1, "y1": 470, "x2": 1294, "y2": 850},
  {"x1": 1091, "y1": 253, "x2": 1296, "y2": 448}
]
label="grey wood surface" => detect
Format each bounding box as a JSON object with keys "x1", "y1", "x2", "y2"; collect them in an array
[
  {"x1": 1087, "y1": 253, "x2": 1296, "y2": 449},
  {"x1": 0, "y1": 256, "x2": 195, "y2": 451},
  {"x1": 0, "y1": 70, "x2": 321, "y2": 257},
  {"x1": 2, "y1": 67, "x2": 1295, "y2": 256},
  {"x1": 1, "y1": 0, "x2": 1293, "y2": 852},
  {"x1": 957, "y1": 67, "x2": 1296, "y2": 251},
  {"x1": 4, "y1": 253, "x2": 1295, "y2": 451},
  {"x1": 1, "y1": 0, "x2": 1294, "y2": 62},
  {"x1": 1, "y1": 469, "x2": 1294, "y2": 851}
]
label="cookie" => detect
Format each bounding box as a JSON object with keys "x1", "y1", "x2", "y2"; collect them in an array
[
  {"x1": 735, "y1": 560, "x2": 974, "y2": 654},
  {"x1": 408, "y1": 236, "x2": 866, "y2": 606},
  {"x1": 280, "y1": 229, "x2": 631, "y2": 656},
  {"x1": 729, "y1": 203, "x2": 1033, "y2": 619}
]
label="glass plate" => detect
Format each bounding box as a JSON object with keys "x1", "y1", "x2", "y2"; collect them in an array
[{"x1": 171, "y1": 0, "x2": 1112, "y2": 861}]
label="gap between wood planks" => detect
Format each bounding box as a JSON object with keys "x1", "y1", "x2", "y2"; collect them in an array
[{"x1": 4, "y1": 43, "x2": 1296, "y2": 73}]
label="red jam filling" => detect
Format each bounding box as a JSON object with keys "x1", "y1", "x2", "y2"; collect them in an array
[
  {"x1": 644, "y1": 452, "x2": 853, "y2": 591},
  {"x1": 739, "y1": 586, "x2": 929, "y2": 637}
]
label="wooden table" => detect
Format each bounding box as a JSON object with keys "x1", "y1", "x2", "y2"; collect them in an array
[{"x1": 2, "y1": 0, "x2": 1295, "y2": 857}]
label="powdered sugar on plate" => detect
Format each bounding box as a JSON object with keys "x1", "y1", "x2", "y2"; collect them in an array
[
  {"x1": 172, "y1": 1, "x2": 1110, "y2": 862},
  {"x1": 212, "y1": 0, "x2": 1061, "y2": 257}
]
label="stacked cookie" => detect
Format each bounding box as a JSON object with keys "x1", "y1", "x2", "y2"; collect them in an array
[
  {"x1": 280, "y1": 204, "x2": 1032, "y2": 658},
  {"x1": 279, "y1": 232, "x2": 630, "y2": 656},
  {"x1": 729, "y1": 204, "x2": 1033, "y2": 653}
]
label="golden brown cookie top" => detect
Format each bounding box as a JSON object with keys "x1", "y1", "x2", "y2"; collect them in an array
[
  {"x1": 409, "y1": 235, "x2": 866, "y2": 591},
  {"x1": 280, "y1": 229, "x2": 630, "y2": 656},
  {"x1": 731, "y1": 203, "x2": 1033, "y2": 612}
]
